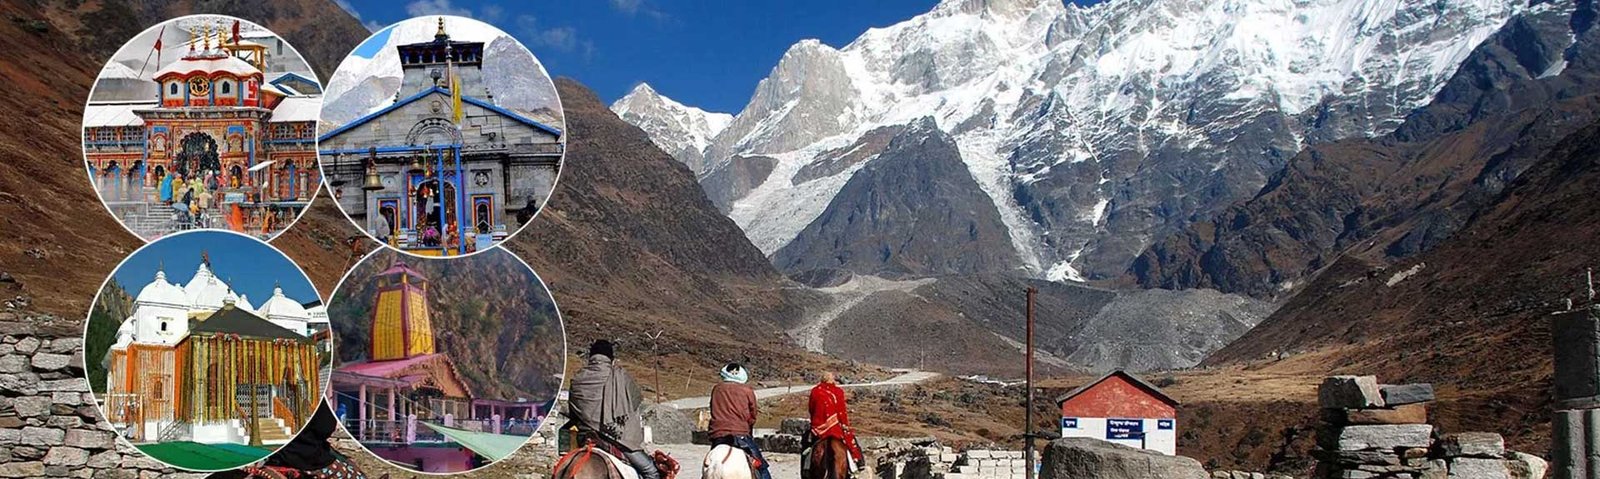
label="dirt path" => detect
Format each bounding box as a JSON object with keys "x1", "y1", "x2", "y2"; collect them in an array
[{"x1": 664, "y1": 370, "x2": 940, "y2": 410}]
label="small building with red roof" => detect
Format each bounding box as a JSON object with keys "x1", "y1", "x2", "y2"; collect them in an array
[{"x1": 1055, "y1": 370, "x2": 1180, "y2": 455}]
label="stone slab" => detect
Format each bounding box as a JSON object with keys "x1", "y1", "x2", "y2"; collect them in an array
[
  {"x1": 1317, "y1": 424, "x2": 1433, "y2": 451},
  {"x1": 1319, "y1": 376, "x2": 1385, "y2": 409},
  {"x1": 1438, "y1": 432, "x2": 1505, "y2": 458},
  {"x1": 1324, "y1": 403, "x2": 1428, "y2": 425},
  {"x1": 1378, "y1": 384, "x2": 1435, "y2": 406},
  {"x1": 1447, "y1": 457, "x2": 1509, "y2": 479}
]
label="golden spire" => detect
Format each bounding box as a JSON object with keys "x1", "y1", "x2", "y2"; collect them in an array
[
  {"x1": 435, "y1": 17, "x2": 448, "y2": 40},
  {"x1": 205, "y1": 21, "x2": 213, "y2": 51},
  {"x1": 188, "y1": 23, "x2": 196, "y2": 52}
]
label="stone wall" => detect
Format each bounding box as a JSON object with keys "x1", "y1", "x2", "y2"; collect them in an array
[
  {"x1": 0, "y1": 313, "x2": 202, "y2": 478},
  {"x1": 943, "y1": 449, "x2": 1036, "y2": 479},
  {"x1": 1313, "y1": 375, "x2": 1546, "y2": 479}
]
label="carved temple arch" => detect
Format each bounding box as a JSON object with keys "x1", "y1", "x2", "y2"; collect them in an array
[{"x1": 405, "y1": 117, "x2": 464, "y2": 147}]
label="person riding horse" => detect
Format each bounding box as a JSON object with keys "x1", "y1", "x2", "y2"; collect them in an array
[
  {"x1": 567, "y1": 340, "x2": 662, "y2": 479},
  {"x1": 709, "y1": 363, "x2": 772, "y2": 479},
  {"x1": 805, "y1": 372, "x2": 864, "y2": 476}
]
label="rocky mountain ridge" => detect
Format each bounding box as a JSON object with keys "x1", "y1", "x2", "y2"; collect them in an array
[
  {"x1": 1132, "y1": 0, "x2": 1595, "y2": 298},
  {"x1": 610, "y1": 83, "x2": 733, "y2": 175},
  {"x1": 620, "y1": 0, "x2": 1526, "y2": 283}
]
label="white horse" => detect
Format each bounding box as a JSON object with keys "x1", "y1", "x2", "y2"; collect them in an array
[{"x1": 703, "y1": 444, "x2": 757, "y2": 479}]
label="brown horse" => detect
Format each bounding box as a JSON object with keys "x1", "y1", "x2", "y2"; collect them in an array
[
  {"x1": 556, "y1": 444, "x2": 680, "y2": 479},
  {"x1": 554, "y1": 444, "x2": 628, "y2": 479},
  {"x1": 806, "y1": 437, "x2": 852, "y2": 479}
]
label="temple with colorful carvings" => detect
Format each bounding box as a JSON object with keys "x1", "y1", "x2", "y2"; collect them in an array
[
  {"x1": 329, "y1": 259, "x2": 544, "y2": 472},
  {"x1": 84, "y1": 17, "x2": 321, "y2": 240}
]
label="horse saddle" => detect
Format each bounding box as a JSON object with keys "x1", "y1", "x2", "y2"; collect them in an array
[
  {"x1": 709, "y1": 444, "x2": 762, "y2": 475},
  {"x1": 556, "y1": 444, "x2": 639, "y2": 479}
]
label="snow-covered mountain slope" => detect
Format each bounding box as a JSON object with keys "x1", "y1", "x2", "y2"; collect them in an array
[
  {"x1": 321, "y1": 17, "x2": 561, "y2": 128},
  {"x1": 610, "y1": 83, "x2": 733, "y2": 174},
  {"x1": 621, "y1": 0, "x2": 1523, "y2": 281}
]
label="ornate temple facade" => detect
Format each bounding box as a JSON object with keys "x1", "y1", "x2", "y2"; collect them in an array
[
  {"x1": 318, "y1": 18, "x2": 564, "y2": 256},
  {"x1": 83, "y1": 20, "x2": 320, "y2": 239},
  {"x1": 330, "y1": 260, "x2": 541, "y2": 472},
  {"x1": 105, "y1": 256, "x2": 324, "y2": 446}
]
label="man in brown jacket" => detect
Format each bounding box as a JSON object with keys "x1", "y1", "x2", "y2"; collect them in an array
[{"x1": 709, "y1": 363, "x2": 771, "y2": 479}]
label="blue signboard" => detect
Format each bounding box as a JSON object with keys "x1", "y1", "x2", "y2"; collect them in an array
[
  {"x1": 1106, "y1": 418, "x2": 1144, "y2": 440},
  {"x1": 1060, "y1": 417, "x2": 1078, "y2": 429},
  {"x1": 1158, "y1": 419, "x2": 1174, "y2": 430}
]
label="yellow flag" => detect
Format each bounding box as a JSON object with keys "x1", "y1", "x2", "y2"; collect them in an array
[{"x1": 450, "y1": 68, "x2": 463, "y2": 125}]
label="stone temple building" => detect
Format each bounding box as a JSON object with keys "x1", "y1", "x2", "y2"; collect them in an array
[{"x1": 318, "y1": 18, "x2": 564, "y2": 257}]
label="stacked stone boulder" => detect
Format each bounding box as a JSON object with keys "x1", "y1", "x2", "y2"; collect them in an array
[
  {"x1": 1313, "y1": 375, "x2": 1547, "y2": 479},
  {"x1": 0, "y1": 314, "x2": 200, "y2": 478}
]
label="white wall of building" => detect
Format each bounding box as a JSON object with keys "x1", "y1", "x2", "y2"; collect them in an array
[{"x1": 1059, "y1": 416, "x2": 1177, "y2": 456}]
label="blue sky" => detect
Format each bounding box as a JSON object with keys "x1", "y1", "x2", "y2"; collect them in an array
[
  {"x1": 333, "y1": 0, "x2": 1101, "y2": 114},
  {"x1": 113, "y1": 231, "x2": 320, "y2": 306}
]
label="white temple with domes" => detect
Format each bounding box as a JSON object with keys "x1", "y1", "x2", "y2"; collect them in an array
[{"x1": 105, "y1": 254, "x2": 325, "y2": 447}]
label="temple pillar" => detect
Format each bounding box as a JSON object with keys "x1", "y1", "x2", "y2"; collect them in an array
[
  {"x1": 492, "y1": 413, "x2": 501, "y2": 434},
  {"x1": 358, "y1": 384, "x2": 368, "y2": 442},
  {"x1": 1554, "y1": 304, "x2": 1600, "y2": 478},
  {"x1": 406, "y1": 413, "x2": 417, "y2": 444}
]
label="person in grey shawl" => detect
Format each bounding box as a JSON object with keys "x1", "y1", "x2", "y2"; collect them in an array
[{"x1": 567, "y1": 340, "x2": 660, "y2": 479}]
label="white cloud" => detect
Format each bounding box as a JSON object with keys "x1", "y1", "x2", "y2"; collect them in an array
[
  {"x1": 609, "y1": 0, "x2": 670, "y2": 21},
  {"x1": 405, "y1": 0, "x2": 473, "y2": 17},
  {"x1": 515, "y1": 15, "x2": 592, "y2": 58}
]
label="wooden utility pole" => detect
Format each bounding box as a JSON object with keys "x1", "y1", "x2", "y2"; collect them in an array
[
  {"x1": 647, "y1": 330, "x2": 665, "y2": 402},
  {"x1": 1025, "y1": 286, "x2": 1037, "y2": 479}
]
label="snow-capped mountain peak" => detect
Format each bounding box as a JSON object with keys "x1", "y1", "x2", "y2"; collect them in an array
[
  {"x1": 617, "y1": 0, "x2": 1525, "y2": 283},
  {"x1": 610, "y1": 83, "x2": 733, "y2": 174}
]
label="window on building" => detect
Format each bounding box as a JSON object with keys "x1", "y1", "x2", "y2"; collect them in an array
[
  {"x1": 168, "y1": 82, "x2": 180, "y2": 96},
  {"x1": 220, "y1": 81, "x2": 231, "y2": 95}
]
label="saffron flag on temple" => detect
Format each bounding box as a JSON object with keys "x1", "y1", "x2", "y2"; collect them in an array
[
  {"x1": 451, "y1": 68, "x2": 463, "y2": 125},
  {"x1": 232, "y1": 20, "x2": 241, "y2": 44}
]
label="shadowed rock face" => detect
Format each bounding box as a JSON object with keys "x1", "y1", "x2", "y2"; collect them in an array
[
  {"x1": 1042, "y1": 437, "x2": 1208, "y2": 479},
  {"x1": 1130, "y1": 3, "x2": 1600, "y2": 299},
  {"x1": 773, "y1": 118, "x2": 1024, "y2": 278},
  {"x1": 701, "y1": 154, "x2": 778, "y2": 211}
]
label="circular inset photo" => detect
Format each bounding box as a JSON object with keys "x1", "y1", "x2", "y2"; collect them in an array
[
  {"x1": 326, "y1": 247, "x2": 566, "y2": 473},
  {"x1": 82, "y1": 15, "x2": 324, "y2": 241},
  {"x1": 82, "y1": 229, "x2": 330, "y2": 472},
  {"x1": 317, "y1": 16, "x2": 566, "y2": 258}
]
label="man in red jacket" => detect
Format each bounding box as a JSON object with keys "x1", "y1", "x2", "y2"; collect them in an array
[{"x1": 808, "y1": 372, "x2": 865, "y2": 468}]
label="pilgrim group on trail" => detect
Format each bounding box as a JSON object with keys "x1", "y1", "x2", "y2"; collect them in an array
[
  {"x1": 222, "y1": 339, "x2": 865, "y2": 479},
  {"x1": 561, "y1": 339, "x2": 867, "y2": 479}
]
